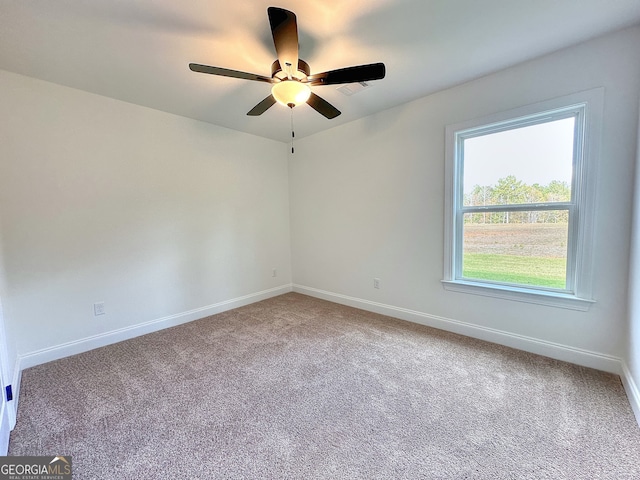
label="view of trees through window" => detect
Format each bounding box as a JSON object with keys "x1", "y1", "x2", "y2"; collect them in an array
[
  {"x1": 459, "y1": 117, "x2": 575, "y2": 290},
  {"x1": 463, "y1": 175, "x2": 571, "y2": 224}
]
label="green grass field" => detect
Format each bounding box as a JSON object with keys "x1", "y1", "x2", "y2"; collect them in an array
[{"x1": 462, "y1": 253, "x2": 566, "y2": 289}]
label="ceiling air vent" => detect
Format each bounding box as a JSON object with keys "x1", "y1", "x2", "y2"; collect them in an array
[{"x1": 336, "y1": 82, "x2": 371, "y2": 96}]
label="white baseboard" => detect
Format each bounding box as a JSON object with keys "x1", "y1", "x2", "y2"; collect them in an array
[
  {"x1": 11, "y1": 284, "x2": 292, "y2": 418},
  {"x1": 621, "y1": 362, "x2": 640, "y2": 426},
  {"x1": 293, "y1": 284, "x2": 623, "y2": 374}
]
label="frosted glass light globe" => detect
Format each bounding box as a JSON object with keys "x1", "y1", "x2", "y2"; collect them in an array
[{"x1": 271, "y1": 80, "x2": 311, "y2": 107}]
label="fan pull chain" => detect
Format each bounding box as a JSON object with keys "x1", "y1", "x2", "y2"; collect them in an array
[{"x1": 290, "y1": 106, "x2": 295, "y2": 154}]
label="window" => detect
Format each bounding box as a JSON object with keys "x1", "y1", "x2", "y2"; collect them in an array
[{"x1": 443, "y1": 90, "x2": 602, "y2": 310}]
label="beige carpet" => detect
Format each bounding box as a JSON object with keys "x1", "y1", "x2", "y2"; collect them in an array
[{"x1": 9, "y1": 293, "x2": 640, "y2": 479}]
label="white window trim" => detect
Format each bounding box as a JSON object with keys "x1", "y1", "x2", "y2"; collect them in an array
[{"x1": 442, "y1": 88, "x2": 603, "y2": 311}]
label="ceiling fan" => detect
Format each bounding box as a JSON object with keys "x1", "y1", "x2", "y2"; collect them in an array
[{"x1": 189, "y1": 6, "x2": 386, "y2": 119}]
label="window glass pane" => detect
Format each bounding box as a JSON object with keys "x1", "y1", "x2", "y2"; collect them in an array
[
  {"x1": 462, "y1": 212, "x2": 568, "y2": 289},
  {"x1": 463, "y1": 118, "x2": 575, "y2": 206}
]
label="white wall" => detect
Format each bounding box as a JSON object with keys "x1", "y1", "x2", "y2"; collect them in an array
[
  {"x1": 290, "y1": 26, "x2": 640, "y2": 368},
  {"x1": 627, "y1": 98, "x2": 640, "y2": 422},
  {"x1": 0, "y1": 70, "x2": 292, "y2": 366}
]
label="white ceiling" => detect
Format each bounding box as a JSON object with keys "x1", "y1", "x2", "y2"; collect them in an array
[{"x1": 1, "y1": 1, "x2": 639, "y2": 143}]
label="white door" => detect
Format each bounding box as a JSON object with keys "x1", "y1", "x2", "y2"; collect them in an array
[{"x1": 0, "y1": 296, "x2": 11, "y2": 455}]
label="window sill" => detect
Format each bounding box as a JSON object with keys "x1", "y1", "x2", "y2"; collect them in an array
[{"x1": 441, "y1": 280, "x2": 595, "y2": 311}]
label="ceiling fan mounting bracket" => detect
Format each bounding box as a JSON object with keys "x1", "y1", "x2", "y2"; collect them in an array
[{"x1": 271, "y1": 59, "x2": 310, "y2": 81}]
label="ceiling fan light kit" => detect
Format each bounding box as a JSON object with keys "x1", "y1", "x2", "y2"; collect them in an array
[
  {"x1": 271, "y1": 81, "x2": 311, "y2": 107},
  {"x1": 189, "y1": 6, "x2": 386, "y2": 119}
]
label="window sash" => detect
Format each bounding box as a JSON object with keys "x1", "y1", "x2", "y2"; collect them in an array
[
  {"x1": 460, "y1": 202, "x2": 573, "y2": 214},
  {"x1": 451, "y1": 110, "x2": 583, "y2": 295},
  {"x1": 455, "y1": 205, "x2": 575, "y2": 292},
  {"x1": 458, "y1": 202, "x2": 577, "y2": 291}
]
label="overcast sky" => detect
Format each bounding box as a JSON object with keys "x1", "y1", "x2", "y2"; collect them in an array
[{"x1": 463, "y1": 117, "x2": 575, "y2": 194}]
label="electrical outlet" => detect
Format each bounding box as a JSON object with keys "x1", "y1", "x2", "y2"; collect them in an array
[
  {"x1": 94, "y1": 302, "x2": 105, "y2": 316},
  {"x1": 374, "y1": 278, "x2": 380, "y2": 289},
  {"x1": 272, "y1": 268, "x2": 277, "y2": 278}
]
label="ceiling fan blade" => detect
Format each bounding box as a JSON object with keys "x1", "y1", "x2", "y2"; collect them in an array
[
  {"x1": 307, "y1": 93, "x2": 341, "y2": 119},
  {"x1": 306, "y1": 63, "x2": 386, "y2": 86},
  {"x1": 267, "y1": 7, "x2": 299, "y2": 79},
  {"x1": 189, "y1": 63, "x2": 274, "y2": 83},
  {"x1": 247, "y1": 95, "x2": 277, "y2": 116}
]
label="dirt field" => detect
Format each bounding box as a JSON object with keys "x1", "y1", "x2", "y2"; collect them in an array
[{"x1": 463, "y1": 223, "x2": 568, "y2": 258}]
